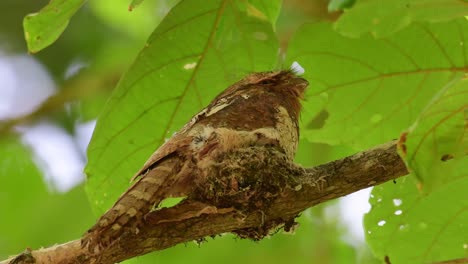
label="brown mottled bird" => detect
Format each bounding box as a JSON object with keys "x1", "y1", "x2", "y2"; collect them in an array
[{"x1": 83, "y1": 70, "x2": 308, "y2": 252}]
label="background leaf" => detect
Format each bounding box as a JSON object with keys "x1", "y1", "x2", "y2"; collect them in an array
[
  {"x1": 364, "y1": 176, "x2": 468, "y2": 264},
  {"x1": 129, "y1": 0, "x2": 145, "y2": 11},
  {"x1": 23, "y1": 0, "x2": 86, "y2": 53},
  {"x1": 85, "y1": 0, "x2": 281, "y2": 215},
  {"x1": 247, "y1": 0, "x2": 282, "y2": 27},
  {"x1": 328, "y1": 0, "x2": 356, "y2": 12},
  {"x1": 401, "y1": 76, "x2": 467, "y2": 192},
  {"x1": 0, "y1": 135, "x2": 94, "y2": 258},
  {"x1": 333, "y1": 0, "x2": 468, "y2": 37},
  {"x1": 88, "y1": 0, "x2": 177, "y2": 40},
  {"x1": 285, "y1": 20, "x2": 468, "y2": 149}
]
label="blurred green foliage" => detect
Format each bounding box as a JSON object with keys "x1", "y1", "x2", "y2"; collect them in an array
[
  {"x1": 0, "y1": 135, "x2": 94, "y2": 257},
  {"x1": 327, "y1": 0, "x2": 355, "y2": 12},
  {"x1": 0, "y1": 0, "x2": 466, "y2": 263},
  {"x1": 333, "y1": 0, "x2": 468, "y2": 37}
]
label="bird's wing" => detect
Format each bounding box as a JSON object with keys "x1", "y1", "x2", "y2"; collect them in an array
[{"x1": 131, "y1": 132, "x2": 192, "y2": 181}]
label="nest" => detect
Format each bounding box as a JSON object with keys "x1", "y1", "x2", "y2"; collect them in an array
[{"x1": 191, "y1": 146, "x2": 304, "y2": 240}]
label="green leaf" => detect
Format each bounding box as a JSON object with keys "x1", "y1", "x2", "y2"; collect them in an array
[
  {"x1": 334, "y1": 0, "x2": 468, "y2": 37},
  {"x1": 286, "y1": 20, "x2": 468, "y2": 148},
  {"x1": 85, "y1": 0, "x2": 279, "y2": 215},
  {"x1": 328, "y1": 0, "x2": 356, "y2": 12},
  {"x1": 401, "y1": 76, "x2": 467, "y2": 192},
  {"x1": 247, "y1": 0, "x2": 282, "y2": 27},
  {"x1": 89, "y1": 0, "x2": 175, "y2": 40},
  {"x1": 23, "y1": 0, "x2": 86, "y2": 53},
  {"x1": 364, "y1": 176, "x2": 468, "y2": 264},
  {"x1": 129, "y1": 0, "x2": 145, "y2": 11}
]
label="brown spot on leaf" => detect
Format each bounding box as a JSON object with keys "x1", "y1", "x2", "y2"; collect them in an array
[
  {"x1": 397, "y1": 132, "x2": 408, "y2": 156},
  {"x1": 440, "y1": 154, "x2": 454, "y2": 161}
]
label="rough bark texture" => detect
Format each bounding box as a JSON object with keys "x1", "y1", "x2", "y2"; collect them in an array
[{"x1": 1, "y1": 140, "x2": 409, "y2": 264}]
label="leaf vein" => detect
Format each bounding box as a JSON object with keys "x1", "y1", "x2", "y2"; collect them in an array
[
  {"x1": 418, "y1": 24, "x2": 456, "y2": 68},
  {"x1": 156, "y1": 0, "x2": 228, "y2": 147}
]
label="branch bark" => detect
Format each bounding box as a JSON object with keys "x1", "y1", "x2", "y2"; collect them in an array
[{"x1": 1, "y1": 140, "x2": 409, "y2": 264}]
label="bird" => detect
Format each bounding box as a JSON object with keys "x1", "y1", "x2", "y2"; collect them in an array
[{"x1": 82, "y1": 70, "x2": 308, "y2": 253}]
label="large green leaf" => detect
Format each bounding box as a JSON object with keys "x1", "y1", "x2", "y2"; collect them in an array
[
  {"x1": 23, "y1": 0, "x2": 86, "y2": 53},
  {"x1": 334, "y1": 0, "x2": 468, "y2": 37},
  {"x1": 85, "y1": 0, "x2": 280, "y2": 215},
  {"x1": 364, "y1": 176, "x2": 468, "y2": 264},
  {"x1": 401, "y1": 76, "x2": 467, "y2": 192},
  {"x1": 286, "y1": 20, "x2": 468, "y2": 148}
]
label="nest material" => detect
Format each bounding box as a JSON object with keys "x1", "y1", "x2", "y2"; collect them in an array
[{"x1": 191, "y1": 146, "x2": 304, "y2": 240}]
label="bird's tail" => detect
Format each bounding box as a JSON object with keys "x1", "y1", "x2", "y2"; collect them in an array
[{"x1": 82, "y1": 156, "x2": 182, "y2": 253}]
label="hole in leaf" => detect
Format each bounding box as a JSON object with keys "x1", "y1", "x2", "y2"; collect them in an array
[{"x1": 393, "y1": 199, "x2": 402, "y2": 206}]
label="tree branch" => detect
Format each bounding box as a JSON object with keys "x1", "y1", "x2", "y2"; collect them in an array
[{"x1": 1, "y1": 140, "x2": 409, "y2": 264}]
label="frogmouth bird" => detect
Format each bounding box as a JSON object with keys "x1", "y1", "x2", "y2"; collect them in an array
[{"x1": 83, "y1": 70, "x2": 308, "y2": 252}]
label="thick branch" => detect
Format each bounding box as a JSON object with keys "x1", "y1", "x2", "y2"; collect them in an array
[{"x1": 1, "y1": 140, "x2": 408, "y2": 264}]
